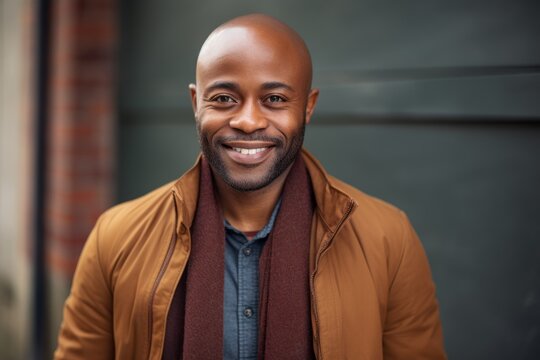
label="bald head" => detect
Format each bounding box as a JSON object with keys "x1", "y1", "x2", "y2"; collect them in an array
[
  {"x1": 189, "y1": 14, "x2": 319, "y2": 192},
  {"x1": 195, "y1": 14, "x2": 313, "y2": 92}
]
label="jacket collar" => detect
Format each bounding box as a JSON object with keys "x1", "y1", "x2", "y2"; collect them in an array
[
  {"x1": 301, "y1": 149, "x2": 358, "y2": 234},
  {"x1": 171, "y1": 154, "x2": 201, "y2": 234},
  {"x1": 172, "y1": 149, "x2": 357, "y2": 236}
]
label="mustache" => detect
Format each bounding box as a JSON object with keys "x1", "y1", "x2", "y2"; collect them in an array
[{"x1": 216, "y1": 134, "x2": 284, "y2": 147}]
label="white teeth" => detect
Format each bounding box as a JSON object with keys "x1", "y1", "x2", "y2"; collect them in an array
[{"x1": 232, "y1": 147, "x2": 267, "y2": 155}]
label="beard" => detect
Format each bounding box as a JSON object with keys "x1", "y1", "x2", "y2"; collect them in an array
[{"x1": 197, "y1": 122, "x2": 306, "y2": 192}]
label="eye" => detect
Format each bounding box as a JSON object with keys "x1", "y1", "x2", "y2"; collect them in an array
[
  {"x1": 212, "y1": 95, "x2": 236, "y2": 103},
  {"x1": 265, "y1": 95, "x2": 286, "y2": 103}
]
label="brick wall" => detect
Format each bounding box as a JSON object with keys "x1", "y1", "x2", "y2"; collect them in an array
[{"x1": 46, "y1": 0, "x2": 118, "y2": 277}]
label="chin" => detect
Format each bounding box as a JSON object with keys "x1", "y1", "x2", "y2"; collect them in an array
[{"x1": 221, "y1": 172, "x2": 276, "y2": 192}]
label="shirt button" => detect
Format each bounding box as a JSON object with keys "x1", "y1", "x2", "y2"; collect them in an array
[
  {"x1": 243, "y1": 307, "x2": 253, "y2": 318},
  {"x1": 243, "y1": 247, "x2": 252, "y2": 256}
]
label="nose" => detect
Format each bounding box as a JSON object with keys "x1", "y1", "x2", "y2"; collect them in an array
[{"x1": 229, "y1": 99, "x2": 268, "y2": 133}]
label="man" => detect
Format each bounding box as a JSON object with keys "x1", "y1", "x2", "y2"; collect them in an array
[{"x1": 55, "y1": 14, "x2": 446, "y2": 360}]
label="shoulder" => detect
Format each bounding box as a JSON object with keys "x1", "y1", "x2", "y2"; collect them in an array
[
  {"x1": 327, "y1": 175, "x2": 418, "y2": 275},
  {"x1": 302, "y1": 149, "x2": 410, "y2": 244},
  {"x1": 328, "y1": 174, "x2": 410, "y2": 240},
  {"x1": 98, "y1": 181, "x2": 177, "y2": 235},
  {"x1": 91, "y1": 181, "x2": 179, "y2": 271},
  {"x1": 334, "y1": 176, "x2": 404, "y2": 221},
  {"x1": 327, "y1": 176, "x2": 428, "y2": 299},
  {"x1": 90, "y1": 158, "x2": 201, "y2": 275}
]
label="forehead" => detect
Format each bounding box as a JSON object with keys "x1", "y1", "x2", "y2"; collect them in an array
[{"x1": 196, "y1": 26, "x2": 309, "y2": 89}]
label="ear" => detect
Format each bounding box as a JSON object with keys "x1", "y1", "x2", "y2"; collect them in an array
[
  {"x1": 304, "y1": 88, "x2": 319, "y2": 125},
  {"x1": 188, "y1": 83, "x2": 198, "y2": 118}
]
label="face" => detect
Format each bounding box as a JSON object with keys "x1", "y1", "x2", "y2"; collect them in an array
[{"x1": 191, "y1": 26, "x2": 319, "y2": 192}]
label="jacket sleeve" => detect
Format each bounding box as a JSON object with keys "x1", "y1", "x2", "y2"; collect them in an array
[
  {"x1": 382, "y1": 212, "x2": 447, "y2": 360},
  {"x1": 54, "y1": 214, "x2": 114, "y2": 359}
]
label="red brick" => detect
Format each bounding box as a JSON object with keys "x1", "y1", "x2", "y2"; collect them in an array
[{"x1": 45, "y1": 0, "x2": 118, "y2": 277}]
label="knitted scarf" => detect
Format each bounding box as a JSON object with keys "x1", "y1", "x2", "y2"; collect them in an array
[{"x1": 163, "y1": 155, "x2": 315, "y2": 360}]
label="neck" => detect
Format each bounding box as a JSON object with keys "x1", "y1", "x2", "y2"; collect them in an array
[{"x1": 214, "y1": 166, "x2": 292, "y2": 233}]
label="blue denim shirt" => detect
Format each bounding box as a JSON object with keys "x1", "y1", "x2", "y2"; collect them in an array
[{"x1": 223, "y1": 200, "x2": 281, "y2": 360}]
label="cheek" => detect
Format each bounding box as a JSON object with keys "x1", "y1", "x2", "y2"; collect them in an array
[
  {"x1": 197, "y1": 111, "x2": 227, "y2": 137},
  {"x1": 273, "y1": 112, "x2": 305, "y2": 136}
]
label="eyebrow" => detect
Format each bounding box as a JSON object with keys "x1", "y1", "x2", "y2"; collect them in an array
[
  {"x1": 204, "y1": 81, "x2": 240, "y2": 95},
  {"x1": 203, "y1": 81, "x2": 295, "y2": 95},
  {"x1": 261, "y1": 81, "x2": 294, "y2": 92}
]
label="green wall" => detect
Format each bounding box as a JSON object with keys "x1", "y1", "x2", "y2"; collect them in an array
[{"x1": 118, "y1": 1, "x2": 540, "y2": 358}]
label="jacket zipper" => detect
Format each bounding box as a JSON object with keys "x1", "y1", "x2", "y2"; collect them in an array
[
  {"x1": 146, "y1": 197, "x2": 180, "y2": 359},
  {"x1": 310, "y1": 199, "x2": 355, "y2": 359}
]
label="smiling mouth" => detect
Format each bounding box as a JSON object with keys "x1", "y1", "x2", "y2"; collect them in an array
[
  {"x1": 231, "y1": 147, "x2": 267, "y2": 155},
  {"x1": 220, "y1": 140, "x2": 276, "y2": 165},
  {"x1": 222, "y1": 140, "x2": 277, "y2": 153}
]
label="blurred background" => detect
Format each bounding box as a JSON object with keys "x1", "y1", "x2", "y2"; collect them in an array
[{"x1": 1, "y1": 0, "x2": 539, "y2": 359}]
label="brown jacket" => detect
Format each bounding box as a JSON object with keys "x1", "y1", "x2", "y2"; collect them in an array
[{"x1": 55, "y1": 150, "x2": 446, "y2": 359}]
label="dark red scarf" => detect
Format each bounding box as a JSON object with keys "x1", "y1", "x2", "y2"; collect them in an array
[{"x1": 163, "y1": 156, "x2": 315, "y2": 360}]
